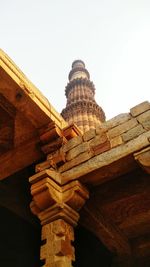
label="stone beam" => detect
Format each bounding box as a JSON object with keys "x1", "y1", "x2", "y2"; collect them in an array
[
  {"x1": 0, "y1": 137, "x2": 42, "y2": 180},
  {"x1": 0, "y1": 49, "x2": 67, "y2": 129},
  {"x1": 134, "y1": 146, "x2": 150, "y2": 174}
]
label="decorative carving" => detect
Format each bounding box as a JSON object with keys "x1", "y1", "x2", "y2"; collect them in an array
[
  {"x1": 41, "y1": 219, "x2": 74, "y2": 267},
  {"x1": 29, "y1": 167, "x2": 89, "y2": 267},
  {"x1": 65, "y1": 78, "x2": 95, "y2": 97},
  {"x1": 61, "y1": 62, "x2": 105, "y2": 133},
  {"x1": 30, "y1": 173, "x2": 89, "y2": 225}
]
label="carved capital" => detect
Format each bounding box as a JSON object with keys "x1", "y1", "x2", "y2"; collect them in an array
[
  {"x1": 29, "y1": 169, "x2": 89, "y2": 226},
  {"x1": 134, "y1": 146, "x2": 150, "y2": 174},
  {"x1": 29, "y1": 166, "x2": 89, "y2": 267}
]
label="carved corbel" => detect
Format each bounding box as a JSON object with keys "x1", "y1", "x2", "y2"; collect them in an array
[
  {"x1": 134, "y1": 146, "x2": 150, "y2": 174},
  {"x1": 29, "y1": 168, "x2": 89, "y2": 267}
]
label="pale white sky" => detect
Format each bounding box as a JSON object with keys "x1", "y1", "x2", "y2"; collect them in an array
[{"x1": 1, "y1": 0, "x2": 150, "y2": 119}]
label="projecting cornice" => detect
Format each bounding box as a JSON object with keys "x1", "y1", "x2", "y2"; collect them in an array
[
  {"x1": 0, "y1": 49, "x2": 69, "y2": 180},
  {"x1": 0, "y1": 49, "x2": 67, "y2": 129}
]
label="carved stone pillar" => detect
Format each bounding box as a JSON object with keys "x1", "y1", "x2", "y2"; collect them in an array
[{"x1": 29, "y1": 169, "x2": 89, "y2": 267}]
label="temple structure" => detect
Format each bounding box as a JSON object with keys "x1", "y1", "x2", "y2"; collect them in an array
[
  {"x1": 0, "y1": 49, "x2": 150, "y2": 267},
  {"x1": 61, "y1": 60, "x2": 105, "y2": 132}
]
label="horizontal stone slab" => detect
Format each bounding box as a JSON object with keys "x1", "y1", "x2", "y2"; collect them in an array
[
  {"x1": 66, "y1": 142, "x2": 89, "y2": 161},
  {"x1": 62, "y1": 135, "x2": 83, "y2": 153},
  {"x1": 103, "y1": 113, "x2": 131, "y2": 130},
  {"x1": 122, "y1": 124, "x2": 145, "y2": 142},
  {"x1": 108, "y1": 119, "x2": 138, "y2": 139},
  {"x1": 137, "y1": 110, "x2": 150, "y2": 130},
  {"x1": 61, "y1": 131, "x2": 150, "y2": 184},
  {"x1": 130, "y1": 101, "x2": 150, "y2": 117}
]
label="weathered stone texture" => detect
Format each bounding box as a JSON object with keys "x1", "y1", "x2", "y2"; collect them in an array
[
  {"x1": 130, "y1": 101, "x2": 150, "y2": 117},
  {"x1": 66, "y1": 142, "x2": 89, "y2": 161},
  {"x1": 110, "y1": 136, "x2": 123, "y2": 148},
  {"x1": 41, "y1": 220, "x2": 74, "y2": 267},
  {"x1": 35, "y1": 160, "x2": 51, "y2": 173},
  {"x1": 83, "y1": 128, "x2": 96, "y2": 141},
  {"x1": 103, "y1": 113, "x2": 131, "y2": 130},
  {"x1": 137, "y1": 110, "x2": 150, "y2": 130},
  {"x1": 89, "y1": 133, "x2": 108, "y2": 148},
  {"x1": 122, "y1": 124, "x2": 145, "y2": 142},
  {"x1": 95, "y1": 126, "x2": 107, "y2": 135},
  {"x1": 91, "y1": 140, "x2": 111, "y2": 156},
  {"x1": 107, "y1": 119, "x2": 138, "y2": 139},
  {"x1": 63, "y1": 135, "x2": 82, "y2": 153},
  {"x1": 61, "y1": 131, "x2": 150, "y2": 182},
  {"x1": 134, "y1": 147, "x2": 150, "y2": 174},
  {"x1": 59, "y1": 151, "x2": 93, "y2": 173}
]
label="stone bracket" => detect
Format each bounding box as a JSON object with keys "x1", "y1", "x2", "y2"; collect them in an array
[
  {"x1": 30, "y1": 169, "x2": 89, "y2": 226},
  {"x1": 134, "y1": 146, "x2": 150, "y2": 174}
]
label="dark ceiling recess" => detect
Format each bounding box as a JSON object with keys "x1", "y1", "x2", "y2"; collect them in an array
[
  {"x1": 0, "y1": 205, "x2": 41, "y2": 267},
  {"x1": 73, "y1": 226, "x2": 113, "y2": 267}
]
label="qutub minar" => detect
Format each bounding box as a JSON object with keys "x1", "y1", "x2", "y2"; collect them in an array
[
  {"x1": 0, "y1": 48, "x2": 150, "y2": 267},
  {"x1": 61, "y1": 60, "x2": 105, "y2": 132}
]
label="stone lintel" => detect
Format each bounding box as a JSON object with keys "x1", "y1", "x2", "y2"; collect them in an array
[
  {"x1": 61, "y1": 131, "x2": 150, "y2": 184},
  {"x1": 134, "y1": 146, "x2": 150, "y2": 174}
]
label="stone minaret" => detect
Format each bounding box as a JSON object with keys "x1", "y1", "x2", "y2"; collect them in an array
[{"x1": 61, "y1": 60, "x2": 105, "y2": 133}]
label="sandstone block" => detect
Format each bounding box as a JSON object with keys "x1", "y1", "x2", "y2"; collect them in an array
[
  {"x1": 91, "y1": 140, "x2": 111, "y2": 156},
  {"x1": 66, "y1": 142, "x2": 89, "y2": 161},
  {"x1": 134, "y1": 147, "x2": 150, "y2": 174},
  {"x1": 110, "y1": 136, "x2": 123, "y2": 148},
  {"x1": 122, "y1": 124, "x2": 145, "y2": 142},
  {"x1": 61, "y1": 131, "x2": 150, "y2": 183},
  {"x1": 95, "y1": 125, "x2": 107, "y2": 135},
  {"x1": 59, "y1": 151, "x2": 93, "y2": 173},
  {"x1": 130, "y1": 101, "x2": 150, "y2": 117},
  {"x1": 103, "y1": 113, "x2": 131, "y2": 130},
  {"x1": 35, "y1": 160, "x2": 51, "y2": 173},
  {"x1": 62, "y1": 136, "x2": 82, "y2": 153},
  {"x1": 137, "y1": 110, "x2": 150, "y2": 130},
  {"x1": 83, "y1": 128, "x2": 96, "y2": 141},
  {"x1": 108, "y1": 118, "x2": 138, "y2": 139},
  {"x1": 89, "y1": 133, "x2": 108, "y2": 148}
]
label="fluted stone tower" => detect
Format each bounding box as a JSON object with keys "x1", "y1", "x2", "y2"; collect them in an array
[{"x1": 61, "y1": 60, "x2": 105, "y2": 133}]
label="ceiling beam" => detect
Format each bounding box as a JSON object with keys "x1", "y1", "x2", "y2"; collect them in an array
[
  {"x1": 80, "y1": 201, "x2": 131, "y2": 257},
  {"x1": 0, "y1": 137, "x2": 43, "y2": 180}
]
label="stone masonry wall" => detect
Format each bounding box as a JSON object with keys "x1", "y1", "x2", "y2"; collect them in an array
[
  {"x1": 36, "y1": 101, "x2": 150, "y2": 181},
  {"x1": 58, "y1": 101, "x2": 150, "y2": 173}
]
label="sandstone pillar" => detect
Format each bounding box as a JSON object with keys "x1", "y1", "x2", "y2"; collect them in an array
[{"x1": 29, "y1": 169, "x2": 89, "y2": 267}]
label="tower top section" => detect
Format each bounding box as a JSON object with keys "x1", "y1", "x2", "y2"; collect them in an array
[
  {"x1": 69, "y1": 59, "x2": 90, "y2": 81},
  {"x1": 61, "y1": 60, "x2": 106, "y2": 133}
]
